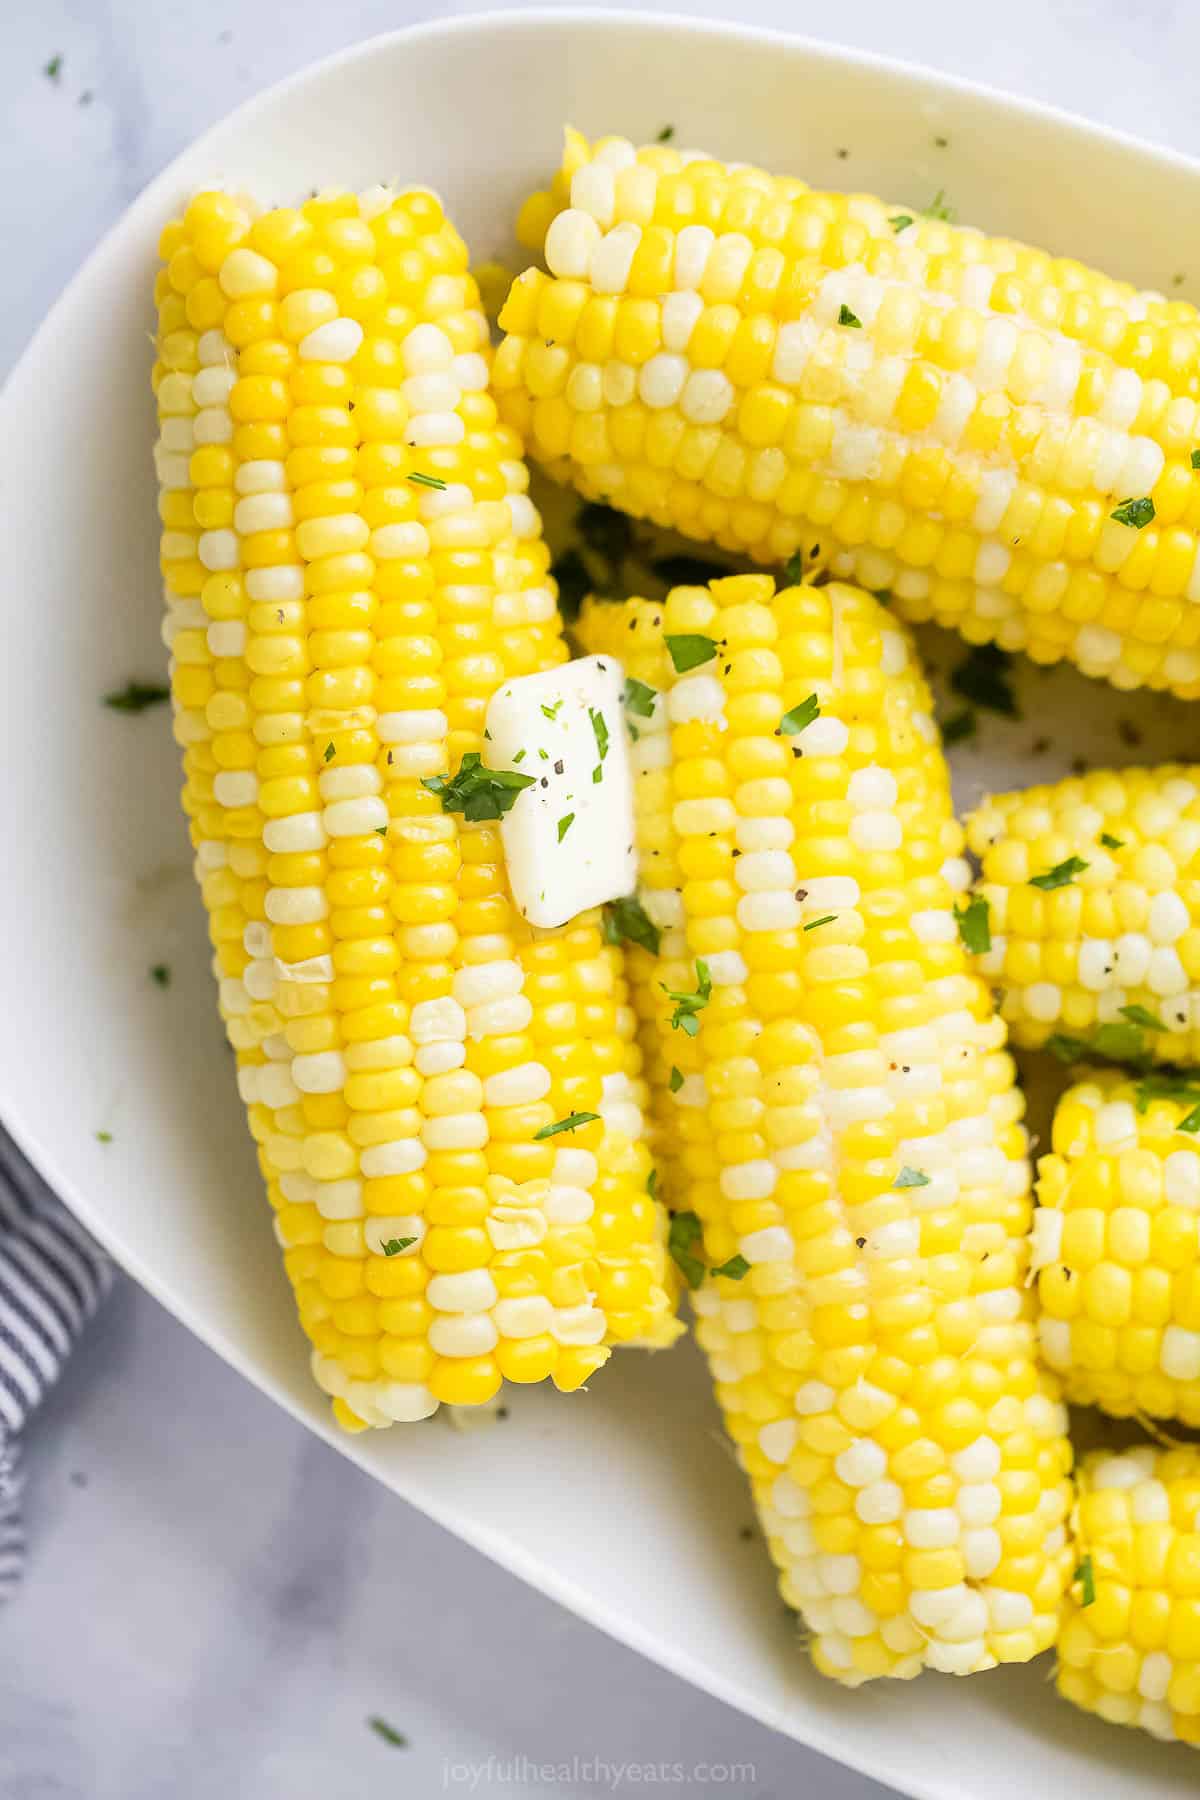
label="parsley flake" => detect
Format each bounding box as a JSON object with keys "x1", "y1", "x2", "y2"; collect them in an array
[
  {"x1": 803, "y1": 914, "x2": 837, "y2": 932},
  {"x1": 894, "y1": 1167, "x2": 931, "y2": 1189},
  {"x1": 1120, "y1": 1004, "x2": 1165, "y2": 1032},
  {"x1": 669, "y1": 1066, "x2": 684, "y2": 1093},
  {"x1": 779, "y1": 693, "x2": 821, "y2": 736},
  {"x1": 624, "y1": 676, "x2": 657, "y2": 718},
  {"x1": 1030, "y1": 856, "x2": 1089, "y2": 890},
  {"x1": 1100, "y1": 832, "x2": 1125, "y2": 850},
  {"x1": 103, "y1": 680, "x2": 170, "y2": 713},
  {"x1": 407, "y1": 471, "x2": 447, "y2": 490},
  {"x1": 662, "y1": 960, "x2": 712, "y2": 1036},
  {"x1": 783, "y1": 551, "x2": 805, "y2": 586},
  {"x1": 665, "y1": 633, "x2": 718, "y2": 673},
  {"x1": 45, "y1": 54, "x2": 63, "y2": 81},
  {"x1": 381, "y1": 1236, "x2": 417, "y2": 1257},
  {"x1": 890, "y1": 214, "x2": 914, "y2": 233},
  {"x1": 955, "y1": 894, "x2": 992, "y2": 955},
  {"x1": 541, "y1": 699, "x2": 562, "y2": 721},
  {"x1": 1111, "y1": 496, "x2": 1155, "y2": 529},
  {"x1": 422, "y1": 753, "x2": 535, "y2": 821},
  {"x1": 668, "y1": 1211, "x2": 706, "y2": 1289},
  {"x1": 368, "y1": 1717, "x2": 409, "y2": 1748},
  {"x1": 1192, "y1": 449, "x2": 1200, "y2": 471},
  {"x1": 95, "y1": 1130, "x2": 113, "y2": 1144},
  {"x1": 557, "y1": 812, "x2": 575, "y2": 842},
  {"x1": 603, "y1": 895, "x2": 661, "y2": 956},
  {"x1": 323, "y1": 742, "x2": 336, "y2": 762},
  {"x1": 1046, "y1": 1034, "x2": 1088, "y2": 1065},
  {"x1": 924, "y1": 189, "x2": 955, "y2": 221},
  {"x1": 590, "y1": 706, "x2": 610, "y2": 761},
  {"x1": 837, "y1": 304, "x2": 862, "y2": 328},
  {"x1": 1090, "y1": 1021, "x2": 1147, "y2": 1062},
  {"x1": 1074, "y1": 1555, "x2": 1096, "y2": 1608},
  {"x1": 534, "y1": 1111, "x2": 600, "y2": 1140},
  {"x1": 711, "y1": 1254, "x2": 750, "y2": 1280},
  {"x1": 657, "y1": 124, "x2": 675, "y2": 142},
  {"x1": 150, "y1": 964, "x2": 170, "y2": 989}
]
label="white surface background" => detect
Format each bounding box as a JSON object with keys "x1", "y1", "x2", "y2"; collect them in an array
[{"x1": 2, "y1": 2, "x2": 1199, "y2": 1795}]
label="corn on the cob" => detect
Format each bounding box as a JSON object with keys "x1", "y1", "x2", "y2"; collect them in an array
[
  {"x1": 966, "y1": 767, "x2": 1200, "y2": 1065},
  {"x1": 1060, "y1": 1444, "x2": 1200, "y2": 1746},
  {"x1": 577, "y1": 572, "x2": 1074, "y2": 1683},
  {"x1": 1034, "y1": 1074, "x2": 1200, "y2": 1426},
  {"x1": 497, "y1": 131, "x2": 1200, "y2": 699},
  {"x1": 152, "y1": 184, "x2": 678, "y2": 1431}
]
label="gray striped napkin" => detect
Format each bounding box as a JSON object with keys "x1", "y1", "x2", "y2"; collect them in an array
[{"x1": 0, "y1": 1124, "x2": 112, "y2": 1600}]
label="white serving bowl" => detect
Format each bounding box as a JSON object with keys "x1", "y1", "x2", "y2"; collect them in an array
[{"x1": 3, "y1": 12, "x2": 1199, "y2": 1795}]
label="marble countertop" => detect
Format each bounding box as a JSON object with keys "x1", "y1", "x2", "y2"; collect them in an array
[{"x1": 6, "y1": 2, "x2": 1200, "y2": 1795}]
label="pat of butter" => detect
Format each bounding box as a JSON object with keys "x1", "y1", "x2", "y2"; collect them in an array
[{"x1": 485, "y1": 655, "x2": 636, "y2": 929}]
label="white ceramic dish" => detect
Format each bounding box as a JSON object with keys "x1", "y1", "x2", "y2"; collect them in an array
[{"x1": 5, "y1": 12, "x2": 1200, "y2": 1795}]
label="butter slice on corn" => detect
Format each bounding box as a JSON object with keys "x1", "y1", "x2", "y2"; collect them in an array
[
  {"x1": 498, "y1": 130, "x2": 1200, "y2": 697},
  {"x1": 153, "y1": 183, "x2": 678, "y2": 1430},
  {"x1": 578, "y1": 573, "x2": 1074, "y2": 1683}
]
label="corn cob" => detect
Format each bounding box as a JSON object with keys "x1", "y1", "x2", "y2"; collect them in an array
[
  {"x1": 152, "y1": 184, "x2": 678, "y2": 1431},
  {"x1": 966, "y1": 767, "x2": 1200, "y2": 1065},
  {"x1": 1034, "y1": 1074, "x2": 1200, "y2": 1426},
  {"x1": 576, "y1": 572, "x2": 1074, "y2": 1683},
  {"x1": 497, "y1": 130, "x2": 1200, "y2": 699},
  {"x1": 1059, "y1": 1444, "x2": 1200, "y2": 1746}
]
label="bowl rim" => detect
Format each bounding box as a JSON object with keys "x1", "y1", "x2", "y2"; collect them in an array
[{"x1": 5, "y1": 15, "x2": 1200, "y2": 1795}]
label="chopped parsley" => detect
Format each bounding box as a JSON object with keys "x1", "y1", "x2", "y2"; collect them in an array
[
  {"x1": 1030, "y1": 855, "x2": 1089, "y2": 890},
  {"x1": 1100, "y1": 832, "x2": 1125, "y2": 850},
  {"x1": 890, "y1": 213, "x2": 914, "y2": 233},
  {"x1": 150, "y1": 964, "x2": 171, "y2": 988},
  {"x1": 557, "y1": 812, "x2": 575, "y2": 842},
  {"x1": 651, "y1": 554, "x2": 727, "y2": 587},
  {"x1": 1045, "y1": 1033, "x2": 1088, "y2": 1065},
  {"x1": 665, "y1": 633, "x2": 718, "y2": 673},
  {"x1": 778, "y1": 693, "x2": 821, "y2": 736},
  {"x1": 381, "y1": 1236, "x2": 417, "y2": 1257},
  {"x1": 657, "y1": 124, "x2": 675, "y2": 142},
  {"x1": 1110, "y1": 496, "x2": 1155, "y2": 529},
  {"x1": 323, "y1": 741, "x2": 336, "y2": 762},
  {"x1": 669, "y1": 1065, "x2": 684, "y2": 1093},
  {"x1": 1136, "y1": 1074, "x2": 1200, "y2": 1113},
  {"x1": 592, "y1": 765, "x2": 602, "y2": 783},
  {"x1": 941, "y1": 708, "x2": 977, "y2": 746},
  {"x1": 1090, "y1": 1021, "x2": 1148, "y2": 1062},
  {"x1": 407, "y1": 471, "x2": 446, "y2": 489},
  {"x1": 837, "y1": 304, "x2": 862, "y2": 328},
  {"x1": 1192, "y1": 450, "x2": 1200, "y2": 470},
  {"x1": 624, "y1": 676, "x2": 658, "y2": 718},
  {"x1": 950, "y1": 643, "x2": 1018, "y2": 717},
  {"x1": 603, "y1": 895, "x2": 661, "y2": 955},
  {"x1": 550, "y1": 547, "x2": 591, "y2": 621},
  {"x1": 375, "y1": 825, "x2": 388, "y2": 837},
  {"x1": 512, "y1": 749, "x2": 525, "y2": 765},
  {"x1": 1074, "y1": 1555, "x2": 1096, "y2": 1609},
  {"x1": 783, "y1": 551, "x2": 805, "y2": 586},
  {"x1": 534, "y1": 1111, "x2": 601, "y2": 1140},
  {"x1": 662, "y1": 960, "x2": 712, "y2": 1036},
  {"x1": 541, "y1": 699, "x2": 563, "y2": 721},
  {"x1": 103, "y1": 680, "x2": 170, "y2": 713},
  {"x1": 711, "y1": 1254, "x2": 750, "y2": 1280},
  {"x1": 803, "y1": 914, "x2": 837, "y2": 932},
  {"x1": 1119, "y1": 1004, "x2": 1165, "y2": 1032},
  {"x1": 422, "y1": 752, "x2": 535, "y2": 821},
  {"x1": 368, "y1": 1717, "x2": 409, "y2": 1748},
  {"x1": 590, "y1": 706, "x2": 610, "y2": 761},
  {"x1": 924, "y1": 189, "x2": 955, "y2": 221},
  {"x1": 95, "y1": 1130, "x2": 113, "y2": 1145},
  {"x1": 647, "y1": 1168, "x2": 658, "y2": 1199},
  {"x1": 44, "y1": 54, "x2": 63, "y2": 81},
  {"x1": 668, "y1": 1211, "x2": 706, "y2": 1290},
  {"x1": 954, "y1": 894, "x2": 992, "y2": 955},
  {"x1": 894, "y1": 1167, "x2": 931, "y2": 1189}
]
